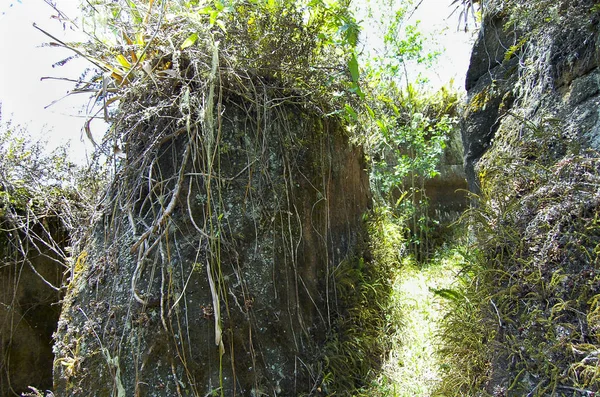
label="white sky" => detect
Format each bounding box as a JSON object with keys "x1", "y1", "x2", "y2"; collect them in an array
[
  {"x1": 354, "y1": 0, "x2": 476, "y2": 88},
  {"x1": 409, "y1": 0, "x2": 476, "y2": 87},
  {"x1": 0, "y1": 0, "x2": 99, "y2": 163},
  {"x1": 0, "y1": 0, "x2": 476, "y2": 164}
]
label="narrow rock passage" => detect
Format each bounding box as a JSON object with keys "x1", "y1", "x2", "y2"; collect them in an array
[{"x1": 381, "y1": 251, "x2": 463, "y2": 396}]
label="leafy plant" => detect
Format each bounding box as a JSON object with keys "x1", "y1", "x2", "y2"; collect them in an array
[
  {"x1": 364, "y1": 83, "x2": 458, "y2": 260},
  {"x1": 0, "y1": 116, "x2": 100, "y2": 396},
  {"x1": 450, "y1": 0, "x2": 481, "y2": 31},
  {"x1": 344, "y1": 0, "x2": 462, "y2": 261}
]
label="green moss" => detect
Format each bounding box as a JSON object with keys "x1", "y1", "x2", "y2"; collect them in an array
[
  {"x1": 503, "y1": 36, "x2": 528, "y2": 63},
  {"x1": 469, "y1": 86, "x2": 494, "y2": 113},
  {"x1": 438, "y1": 150, "x2": 600, "y2": 396},
  {"x1": 319, "y1": 209, "x2": 402, "y2": 395}
]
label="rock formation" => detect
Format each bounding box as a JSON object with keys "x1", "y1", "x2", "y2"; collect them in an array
[
  {"x1": 52, "y1": 93, "x2": 371, "y2": 396},
  {"x1": 0, "y1": 232, "x2": 64, "y2": 396},
  {"x1": 463, "y1": 0, "x2": 600, "y2": 192},
  {"x1": 460, "y1": 1, "x2": 600, "y2": 394}
]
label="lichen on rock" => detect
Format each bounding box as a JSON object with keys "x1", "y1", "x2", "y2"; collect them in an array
[{"x1": 449, "y1": 0, "x2": 600, "y2": 395}]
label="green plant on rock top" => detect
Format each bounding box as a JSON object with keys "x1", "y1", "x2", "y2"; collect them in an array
[{"x1": 50, "y1": 0, "x2": 363, "y2": 143}]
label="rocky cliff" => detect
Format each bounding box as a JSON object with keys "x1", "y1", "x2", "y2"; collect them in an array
[
  {"x1": 463, "y1": 0, "x2": 600, "y2": 192},
  {"x1": 460, "y1": 0, "x2": 600, "y2": 395},
  {"x1": 52, "y1": 102, "x2": 371, "y2": 396}
]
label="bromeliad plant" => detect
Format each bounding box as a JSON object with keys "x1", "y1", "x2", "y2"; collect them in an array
[{"x1": 38, "y1": 0, "x2": 362, "y2": 152}]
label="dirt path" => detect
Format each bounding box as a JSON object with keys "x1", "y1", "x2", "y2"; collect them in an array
[{"x1": 379, "y1": 253, "x2": 462, "y2": 396}]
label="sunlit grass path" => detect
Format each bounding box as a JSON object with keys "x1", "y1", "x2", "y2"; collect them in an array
[{"x1": 376, "y1": 250, "x2": 464, "y2": 396}]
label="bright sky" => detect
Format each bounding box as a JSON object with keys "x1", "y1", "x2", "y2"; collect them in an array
[
  {"x1": 354, "y1": 0, "x2": 476, "y2": 88},
  {"x1": 0, "y1": 0, "x2": 476, "y2": 164},
  {"x1": 0, "y1": 0, "x2": 99, "y2": 164},
  {"x1": 409, "y1": 0, "x2": 477, "y2": 87}
]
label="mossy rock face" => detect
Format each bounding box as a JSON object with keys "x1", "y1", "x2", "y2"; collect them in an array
[
  {"x1": 463, "y1": 0, "x2": 600, "y2": 192},
  {"x1": 423, "y1": 126, "x2": 469, "y2": 224},
  {"x1": 454, "y1": 0, "x2": 600, "y2": 395},
  {"x1": 52, "y1": 97, "x2": 371, "y2": 396},
  {"x1": 461, "y1": 8, "x2": 521, "y2": 194},
  {"x1": 464, "y1": 152, "x2": 600, "y2": 396}
]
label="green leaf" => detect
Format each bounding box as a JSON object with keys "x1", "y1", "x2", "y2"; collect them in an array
[
  {"x1": 215, "y1": 19, "x2": 227, "y2": 33},
  {"x1": 365, "y1": 104, "x2": 375, "y2": 119},
  {"x1": 430, "y1": 288, "x2": 463, "y2": 302},
  {"x1": 180, "y1": 33, "x2": 199, "y2": 50},
  {"x1": 344, "y1": 104, "x2": 358, "y2": 120},
  {"x1": 209, "y1": 10, "x2": 219, "y2": 26},
  {"x1": 134, "y1": 31, "x2": 145, "y2": 46},
  {"x1": 504, "y1": 36, "x2": 528, "y2": 62},
  {"x1": 115, "y1": 54, "x2": 131, "y2": 69},
  {"x1": 348, "y1": 53, "x2": 359, "y2": 83},
  {"x1": 126, "y1": 0, "x2": 142, "y2": 24},
  {"x1": 349, "y1": 83, "x2": 365, "y2": 100},
  {"x1": 340, "y1": 21, "x2": 359, "y2": 47}
]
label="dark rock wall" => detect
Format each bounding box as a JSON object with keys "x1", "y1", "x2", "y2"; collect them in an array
[
  {"x1": 462, "y1": 1, "x2": 600, "y2": 193},
  {"x1": 461, "y1": 1, "x2": 600, "y2": 394},
  {"x1": 0, "y1": 227, "x2": 65, "y2": 396},
  {"x1": 461, "y1": 10, "x2": 521, "y2": 193},
  {"x1": 424, "y1": 128, "x2": 468, "y2": 222},
  {"x1": 52, "y1": 101, "x2": 370, "y2": 396}
]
